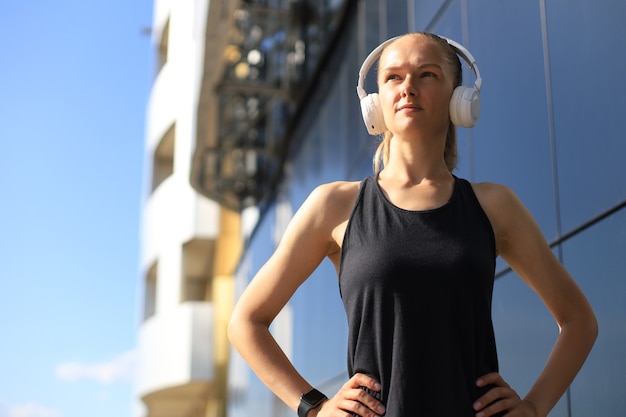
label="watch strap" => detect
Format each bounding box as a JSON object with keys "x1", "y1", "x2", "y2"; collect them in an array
[{"x1": 298, "y1": 388, "x2": 327, "y2": 417}]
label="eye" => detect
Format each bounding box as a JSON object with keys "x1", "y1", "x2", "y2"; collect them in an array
[
  {"x1": 421, "y1": 71, "x2": 437, "y2": 78},
  {"x1": 385, "y1": 73, "x2": 401, "y2": 82}
]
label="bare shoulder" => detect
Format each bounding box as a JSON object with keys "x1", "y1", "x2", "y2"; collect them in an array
[
  {"x1": 292, "y1": 180, "x2": 362, "y2": 231},
  {"x1": 306, "y1": 181, "x2": 362, "y2": 263},
  {"x1": 303, "y1": 180, "x2": 362, "y2": 215},
  {"x1": 310, "y1": 180, "x2": 362, "y2": 207},
  {"x1": 470, "y1": 181, "x2": 532, "y2": 248},
  {"x1": 472, "y1": 182, "x2": 547, "y2": 256},
  {"x1": 470, "y1": 181, "x2": 520, "y2": 213}
]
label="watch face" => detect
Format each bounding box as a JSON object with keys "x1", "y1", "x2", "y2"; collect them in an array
[{"x1": 303, "y1": 389, "x2": 327, "y2": 406}]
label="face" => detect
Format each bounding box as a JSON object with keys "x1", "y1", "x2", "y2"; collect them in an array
[{"x1": 377, "y1": 35, "x2": 456, "y2": 136}]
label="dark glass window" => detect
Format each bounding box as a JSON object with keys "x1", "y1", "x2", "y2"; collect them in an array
[
  {"x1": 562, "y1": 208, "x2": 626, "y2": 415},
  {"x1": 546, "y1": 0, "x2": 626, "y2": 233},
  {"x1": 492, "y1": 268, "x2": 569, "y2": 417},
  {"x1": 466, "y1": 1, "x2": 559, "y2": 241}
]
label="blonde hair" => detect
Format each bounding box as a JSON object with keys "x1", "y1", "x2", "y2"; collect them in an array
[{"x1": 372, "y1": 32, "x2": 462, "y2": 173}]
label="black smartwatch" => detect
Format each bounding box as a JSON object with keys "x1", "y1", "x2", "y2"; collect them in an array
[{"x1": 298, "y1": 388, "x2": 327, "y2": 417}]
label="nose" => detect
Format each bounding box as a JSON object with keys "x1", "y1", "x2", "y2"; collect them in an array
[{"x1": 401, "y1": 77, "x2": 416, "y2": 97}]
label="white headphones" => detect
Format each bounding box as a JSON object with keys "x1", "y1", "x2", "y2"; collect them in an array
[{"x1": 356, "y1": 34, "x2": 483, "y2": 135}]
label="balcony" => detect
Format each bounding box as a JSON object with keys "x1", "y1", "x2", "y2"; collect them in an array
[
  {"x1": 137, "y1": 302, "x2": 215, "y2": 415},
  {"x1": 146, "y1": 61, "x2": 176, "y2": 154},
  {"x1": 141, "y1": 175, "x2": 220, "y2": 270},
  {"x1": 192, "y1": 0, "x2": 351, "y2": 212}
]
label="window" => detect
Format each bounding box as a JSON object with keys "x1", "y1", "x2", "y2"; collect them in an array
[
  {"x1": 157, "y1": 18, "x2": 170, "y2": 72},
  {"x1": 151, "y1": 123, "x2": 175, "y2": 192},
  {"x1": 143, "y1": 261, "x2": 158, "y2": 320},
  {"x1": 181, "y1": 239, "x2": 215, "y2": 302}
]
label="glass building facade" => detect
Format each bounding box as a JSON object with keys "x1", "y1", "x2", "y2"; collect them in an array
[{"x1": 225, "y1": 1, "x2": 626, "y2": 416}]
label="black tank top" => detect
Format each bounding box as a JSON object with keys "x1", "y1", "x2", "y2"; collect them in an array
[{"x1": 339, "y1": 175, "x2": 499, "y2": 416}]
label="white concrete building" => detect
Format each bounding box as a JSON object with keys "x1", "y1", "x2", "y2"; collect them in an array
[
  {"x1": 137, "y1": 0, "x2": 330, "y2": 415},
  {"x1": 136, "y1": 1, "x2": 225, "y2": 416}
]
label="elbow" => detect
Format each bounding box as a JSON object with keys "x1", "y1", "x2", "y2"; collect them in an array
[
  {"x1": 583, "y1": 302, "x2": 599, "y2": 343},
  {"x1": 227, "y1": 314, "x2": 241, "y2": 348},
  {"x1": 563, "y1": 307, "x2": 599, "y2": 349},
  {"x1": 227, "y1": 311, "x2": 259, "y2": 351},
  {"x1": 588, "y1": 312, "x2": 599, "y2": 343},
  {"x1": 585, "y1": 314, "x2": 599, "y2": 355},
  {"x1": 227, "y1": 301, "x2": 274, "y2": 352}
]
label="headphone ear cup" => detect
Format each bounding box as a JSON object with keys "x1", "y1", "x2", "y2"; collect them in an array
[
  {"x1": 360, "y1": 93, "x2": 386, "y2": 135},
  {"x1": 449, "y1": 86, "x2": 481, "y2": 128}
]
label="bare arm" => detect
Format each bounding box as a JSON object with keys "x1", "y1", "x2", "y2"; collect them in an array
[
  {"x1": 228, "y1": 184, "x2": 337, "y2": 410},
  {"x1": 228, "y1": 181, "x2": 385, "y2": 416},
  {"x1": 475, "y1": 183, "x2": 598, "y2": 417}
]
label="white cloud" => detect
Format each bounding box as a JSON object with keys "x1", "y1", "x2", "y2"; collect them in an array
[
  {"x1": 7, "y1": 404, "x2": 60, "y2": 417},
  {"x1": 55, "y1": 350, "x2": 137, "y2": 385}
]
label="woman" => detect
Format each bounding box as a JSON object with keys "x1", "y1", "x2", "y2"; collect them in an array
[{"x1": 228, "y1": 32, "x2": 597, "y2": 417}]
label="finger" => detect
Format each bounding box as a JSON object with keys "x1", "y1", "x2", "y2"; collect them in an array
[
  {"x1": 341, "y1": 395, "x2": 384, "y2": 417},
  {"x1": 353, "y1": 387, "x2": 385, "y2": 416},
  {"x1": 350, "y1": 373, "x2": 382, "y2": 392},
  {"x1": 476, "y1": 372, "x2": 509, "y2": 388},
  {"x1": 475, "y1": 397, "x2": 517, "y2": 417},
  {"x1": 473, "y1": 386, "x2": 513, "y2": 412},
  {"x1": 341, "y1": 374, "x2": 385, "y2": 416},
  {"x1": 347, "y1": 405, "x2": 380, "y2": 417}
]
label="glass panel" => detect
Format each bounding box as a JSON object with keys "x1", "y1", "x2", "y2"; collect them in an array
[
  {"x1": 426, "y1": 1, "x2": 463, "y2": 40},
  {"x1": 385, "y1": 0, "x2": 410, "y2": 38},
  {"x1": 286, "y1": 27, "x2": 352, "y2": 384},
  {"x1": 411, "y1": 0, "x2": 454, "y2": 32},
  {"x1": 492, "y1": 269, "x2": 569, "y2": 417},
  {"x1": 345, "y1": 25, "x2": 375, "y2": 181},
  {"x1": 466, "y1": 0, "x2": 559, "y2": 241},
  {"x1": 562, "y1": 208, "x2": 626, "y2": 416},
  {"x1": 229, "y1": 206, "x2": 282, "y2": 417},
  {"x1": 546, "y1": 0, "x2": 626, "y2": 233}
]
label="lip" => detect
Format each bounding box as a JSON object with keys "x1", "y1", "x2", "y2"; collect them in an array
[{"x1": 396, "y1": 103, "x2": 422, "y2": 112}]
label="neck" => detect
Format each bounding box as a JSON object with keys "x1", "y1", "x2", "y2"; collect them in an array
[{"x1": 381, "y1": 133, "x2": 451, "y2": 185}]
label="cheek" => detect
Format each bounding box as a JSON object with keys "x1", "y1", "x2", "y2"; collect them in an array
[
  {"x1": 430, "y1": 87, "x2": 454, "y2": 112},
  {"x1": 378, "y1": 89, "x2": 397, "y2": 116}
]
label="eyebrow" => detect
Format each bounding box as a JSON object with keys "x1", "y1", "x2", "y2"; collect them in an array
[{"x1": 380, "y1": 62, "x2": 444, "y2": 73}]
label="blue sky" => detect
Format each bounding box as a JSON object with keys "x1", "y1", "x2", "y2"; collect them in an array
[{"x1": 0, "y1": 1, "x2": 154, "y2": 417}]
